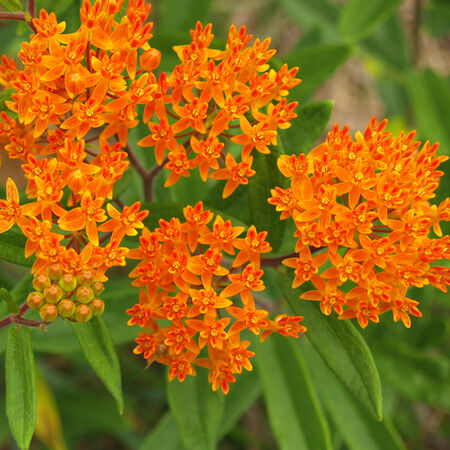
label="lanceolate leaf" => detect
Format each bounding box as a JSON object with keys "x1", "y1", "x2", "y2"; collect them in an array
[
  {"x1": 301, "y1": 341, "x2": 404, "y2": 450},
  {"x1": 0, "y1": 228, "x2": 34, "y2": 267},
  {"x1": 339, "y1": 0, "x2": 402, "y2": 43},
  {"x1": 0, "y1": 88, "x2": 14, "y2": 112},
  {"x1": 144, "y1": 370, "x2": 260, "y2": 449},
  {"x1": 167, "y1": 370, "x2": 225, "y2": 450},
  {"x1": 139, "y1": 413, "x2": 183, "y2": 450},
  {"x1": 277, "y1": 271, "x2": 383, "y2": 420},
  {"x1": 248, "y1": 144, "x2": 287, "y2": 253},
  {"x1": 70, "y1": 317, "x2": 124, "y2": 414},
  {"x1": 279, "y1": 100, "x2": 334, "y2": 155},
  {"x1": 254, "y1": 334, "x2": 332, "y2": 450},
  {"x1": 6, "y1": 326, "x2": 37, "y2": 450},
  {"x1": 280, "y1": 44, "x2": 352, "y2": 99}
]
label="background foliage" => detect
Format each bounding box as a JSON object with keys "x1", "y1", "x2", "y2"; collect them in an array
[{"x1": 0, "y1": 0, "x2": 449, "y2": 448}]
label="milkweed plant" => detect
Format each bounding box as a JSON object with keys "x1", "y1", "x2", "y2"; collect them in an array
[{"x1": 0, "y1": 0, "x2": 448, "y2": 448}]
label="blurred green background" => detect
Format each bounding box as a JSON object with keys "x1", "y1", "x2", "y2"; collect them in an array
[{"x1": 0, "y1": 0, "x2": 449, "y2": 449}]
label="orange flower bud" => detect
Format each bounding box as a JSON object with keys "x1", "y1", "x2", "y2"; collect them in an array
[
  {"x1": 47, "y1": 263, "x2": 64, "y2": 281},
  {"x1": 39, "y1": 303, "x2": 58, "y2": 322},
  {"x1": 140, "y1": 48, "x2": 161, "y2": 71},
  {"x1": 58, "y1": 273, "x2": 77, "y2": 292},
  {"x1": 77, "y1": 270, "x2": 95, "y2": 286},
  {"x1": 74, "y1": 304, "x2": 92, "y2": 323},
  {"x1": 27, "y1": 292, "x2": 44, "y2": 310},
  {"x1": 58, "y1": 299, "x2": 76, "y2": 318},
  {"x1": 90, "y1": 298, "x2": 105, "y2": 316},
  {"x1": 76, "y1": 286, "x2": 94, "y2": 304},
  {"x1": 33, "y1": 274, "x2": 51, "y2": 292},
  {"x1": 92, "y1": 281, "x2": 104, "y2": 296},
  {"x1": 43, "y1": 284, "x2": 64, "y2": 304}
]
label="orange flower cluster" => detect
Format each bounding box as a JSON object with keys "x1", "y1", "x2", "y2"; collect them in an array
[
  {"x1": 137, "y1": 22, "x2": 301, "y2": 197},
  {"x1": 269, "y1": 117, "x2": 450, "y2": 328},
  {"x1": 126, "y1": 202, "x2": 306, "y2": 393}
]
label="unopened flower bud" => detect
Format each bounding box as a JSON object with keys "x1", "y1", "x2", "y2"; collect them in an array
[
  {"x1": 39, "y1": 303, "x2": 58, "y2": 322},
  {"x1": 58, "y1": 299, "x2": 76, "y2": 318},
  {"x1": 90, "y1": 298, "x2": 105, "y2": 316},
  {"x1": 76, "y1": 286, "x2": 94, "y2": 304},
  {"x1": 74, "y1": 304, "x2": 92, "y2": 323},
  {"x1": 77, "y1": 270, "x2": 94, "y2": 286},
  {"x1": 27, "y1": 292, "x2": 44, "y2": 310},
  {"x1": 92, "y1": 281, "x2": 104, "y2": 296},
  {"x1": 43, "y1": 284, "x2": 64, "y2": 304},
  {"x1": 47, "y1": 263, "x2": 64, "y2": 281},
  {"x1": 33, "y1": 274, "x2": 51, "y2": 291},
  {"x1": 58, "y1": 273, "x2": 77, "y2": 292},
  {"x1": 140, "y1": 48, "x2": 161, "y2": 71}
]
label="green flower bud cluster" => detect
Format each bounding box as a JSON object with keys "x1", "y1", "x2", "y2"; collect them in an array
[{"x1": 27, "y1": 264, "x2": 105, "y2": 323}]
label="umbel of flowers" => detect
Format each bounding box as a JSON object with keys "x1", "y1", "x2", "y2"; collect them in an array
[
  {"x1": 127, "y1": 202, "x2": 306, "y2": 394},
  {"x1": 0, "y1": 0, "x2": 300, "y2": 324},
  {"x1": 269, "y1": 117, "x2": 450, "y2": 328}
]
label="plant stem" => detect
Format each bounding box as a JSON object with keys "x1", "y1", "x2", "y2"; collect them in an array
[
  {"x1": 0, "y1": 303, "x2": 49, "y2": 330},
  {"x1": 125, "y1": 144, "x2": 148, "y2": 179}
]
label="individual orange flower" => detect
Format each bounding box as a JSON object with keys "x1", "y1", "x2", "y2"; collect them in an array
[
  {"x1": 58, "y1": 193, "x2": 107, "y2": 246},
  {"x1": 0, "y1": 178, "x2": 25, "y2": 233}
]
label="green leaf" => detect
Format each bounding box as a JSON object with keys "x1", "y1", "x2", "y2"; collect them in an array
[
  {"x1": 301, "y1": 341, "x2": 405, "y2": 450},
  {"x1": 0, "y1": 89, "x2": 14, "y2": 112},
  {"x1": 248, "y1": 144, "x2": 287, "y2": 253},
  {"x1": 339, "y1": 0, "x2": 402, "y2": 42},
  {"x1": 143, "y1": 369, "x2": 260, "y2": 449},
  {"x1": 279, "y1": 100, "x2": 334, "y2": 155},
  {"x1": 142, "y1": 202, "x2": 186, "y2": 229},
  {"x1": 139, "y1": 413, "x2": 183, "y2": 450},
  {"x1": 167, "y1": 370, "x2": 225, "y2": 450},
  {"x1": 373, "y1": 343, "x2": 450, "y2": 410},
  {"x1": 218, "y1": 369, "x2": 261, "y2": 439},
  {"x1": 361, "y1": 14, "x2": 410, "y2": 71},
  {"x1": 6, "y1": 326, "x2": 37, "y2": 450},
  {"x1": 281, "y1": 44, "x2": 352, "y2": 99},
  {"x1": 0, "y1": 287, "x2": 19, "y2": 314},
  {"x1": 277, "y1": 271, "x2": 383, "y2": 420},
  {"x1": 0, "y1": 0, "x2": 23, "y2": 12},
  {"x1": 158, "y1": 0, "x2": 213, "y2": 33},
  {"x1": 0, "y1": 228, "x2": 33, "y2": 267},
  {"x1": 405, "y1": 68, "x2": 450, "y2": 156},
  {"x1": 254, "y1": 334, "x2": 332, "y2": 450},
  {"x1": 70, "y1": 317, "x2": 123, "y2": 414},
  {"x1": 279, "y1": 0, "x2": 339, "y2": 39}
]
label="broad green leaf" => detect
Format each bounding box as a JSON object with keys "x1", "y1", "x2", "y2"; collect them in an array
[
  {"x1": 167, "y1": 370, "x2": 225, "y2": 450},
  {"x1": 0, "y1": 0, "x2": 22, "y2": 12},
  {"x1": 279, "y1": 100, "x2": 334, "y2": 155},
  {"x1": 361, "y1": 14, "x2": 410, "y2": 71},
  {"x1": 277, "y1": 271, "x2": 383, "y2": 420},
  {"x1": 405, "y1": 68, "x2": 450, "y2": 155},
  {"x1": 139, "y1": 413, "x2": 183, "y2": 450},
  {"x1": 281, "y1": 44, "x2": 352, "y2": 99},
  {"x1": 301, "y1": 341, "x2": 405, "y2": 450},
  {"x1": 6, "y1": 326, "x2": 37, "y2": 450},
  {"x1": 0, "y1": 228, "x2": 33, "y2": 267},
  {"x1": 280, "y1": 0, "x2": 339, "y2": 39},
  {"x1": 248, "y1": 144, "x2": 287, "y2": 253},
  {"x1": 339, "y1": 0, "x2": 402, "y2": 43},
  {"x1": 255, "y1": 335, "x2": 331, "y2": 449},
  {"x1": 254, "y1": 334, "x2": 332, "y2": 450},
  {"x1": 70, "y1": 317, "x2": 123, "y2": 414},
  {"x1": 158, "y1": 0, "x2": 213, "y2": 33}
]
